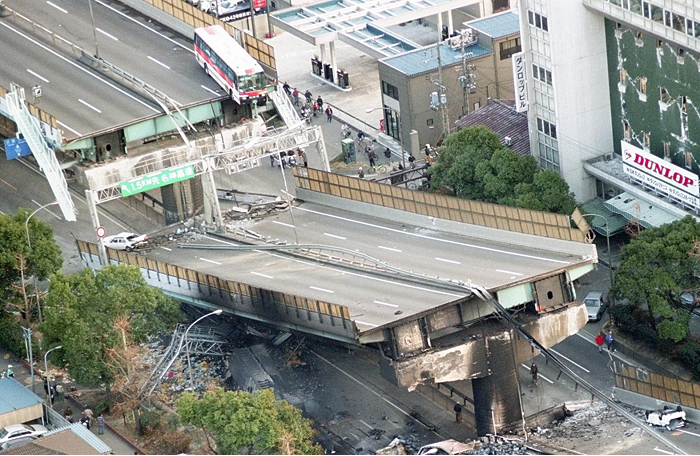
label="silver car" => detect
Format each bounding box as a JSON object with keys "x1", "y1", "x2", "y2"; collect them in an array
[
  {"x1": 584, "y1": 291, "x2": 608, "y2": 322},
  {"x1": 103, "y1": 232, "x2": 148, "y2": 252},
  {"x1": 0, "y1": 424, "x2": 48, "y2": 446}
]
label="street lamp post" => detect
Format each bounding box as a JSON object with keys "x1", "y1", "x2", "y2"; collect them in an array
[
  {"x1": 365, "y1": 107, "x2": 406, "y2": 172},
  {"x1": 22, "y1": 327, "x2": 36, "y2": 393},
  {"x1": 186, "y1": 309, "x2": 223, "y2": 391},
  {"x1": 88, "y1": 0, "x2": 100, "y2": 59},
  {"x1": 43, "y1": 345, "x2": 62, "y2": 409},
  {"x1": 25, "y1": 201, "x2": 59, "y2": 323},
  {"x1": 580, "y1": 213, "x2": 614, "y2": 290}
]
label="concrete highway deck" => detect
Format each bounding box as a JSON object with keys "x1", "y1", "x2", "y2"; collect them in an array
[{"x1": 0, "y1": 0, "x2": 224, "y2": 138}]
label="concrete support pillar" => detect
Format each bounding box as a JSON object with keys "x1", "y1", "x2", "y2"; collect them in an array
[
  {"x1": 329, "y1": 41, "x2": 337, "y2": 84},
  {"x1": 437, "y1": 13, "x2": 443, "y2": 39},
  {"x1": 471, "y1": 331, "x2": 524, "y2": 436},
  {"x1": 201, "y1": 165, "x2": 223, "y2": 230},
  {"x1": 319, "y1": 43, "x2": 326, "y2": 62},
  {"x1": 448, "y1": 10, "x2": 454, "y2": 34}
]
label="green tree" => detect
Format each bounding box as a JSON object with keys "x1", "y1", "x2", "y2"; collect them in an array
[
  {"x1": 513, "y1": 170, "x2": 578, "y2": 215},
  {"x1": 611, "y1": 216, "x2": 700, "y2": 342},
  {"x1": 428, "y1": 125, "x2": 502, "y2": 199},
  {"x1": 41, "y1": 264, "x2": 181, "y2": 385},
  {"x1": 176, "y1": 388, "x2": 321, "y2": 455},
  {"x1": 475, "y1": 148, "x2": 538, "y2": 205}
]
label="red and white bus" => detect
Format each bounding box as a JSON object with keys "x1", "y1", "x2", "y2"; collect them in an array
[{"x1": 194, "y1": 25, "x2": 267, "y2": 105}]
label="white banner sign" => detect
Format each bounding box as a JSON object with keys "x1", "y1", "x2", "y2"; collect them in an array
[
  {"x1": 512, "y1": 52, "x2": 528, "y2": 113},
  {"x1": 621, "y1": 141, "x2": 699, "y2": 205}
]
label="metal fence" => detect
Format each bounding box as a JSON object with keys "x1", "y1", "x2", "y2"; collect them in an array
[
  {"x1": 294, "y1": 168, "x2": 588, "y2": 243},
  {"x1": 614, "y1": 362, "x2": 700, "y2": 409},
  {"x1": 141, "y1": 0, "x2": 276, "y2": 72}
]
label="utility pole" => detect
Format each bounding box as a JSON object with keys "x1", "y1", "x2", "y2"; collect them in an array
[
  {"x1": 22, "y1": 327, "x2": 35, "y2": 394},
  {"x1": 435, "y1": 39, "x2": 450, "y2": 141}
]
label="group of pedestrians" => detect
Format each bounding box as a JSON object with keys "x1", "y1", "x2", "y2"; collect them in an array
[
  {"x1": 63, "y1": 407, "x2": 106, "y2": 435},
  {"x1": 595, "y1": 331, "x2": 616, "y2": 353},
  {"x1": 283, "y1": 82, "x2": 333, "y2": 122}
]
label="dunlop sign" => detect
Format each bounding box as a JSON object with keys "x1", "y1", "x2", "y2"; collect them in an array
[
  {"x1": 120, "y1": 165, "x2": 195, "y2": 197},
  {"x1": 621, "y1": 141, "x2": 699, "y2": 206},
  {"x1": 512, "y1": 52, "x2": 528, "y2": 113}
]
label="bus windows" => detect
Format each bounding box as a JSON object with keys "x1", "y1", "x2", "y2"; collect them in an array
[{"x1": 238, "y1": 73, "x2": 265, "y2": 93}]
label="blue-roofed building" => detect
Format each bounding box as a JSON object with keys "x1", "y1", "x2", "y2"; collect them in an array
[
  {"x1": 0, "y1": 378, "x2": 44, "y2": 429},
  {"x1": 377, "y1": 10, "x2": 520, "y2": 151}
]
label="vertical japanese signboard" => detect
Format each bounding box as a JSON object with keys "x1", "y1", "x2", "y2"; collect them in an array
[{"x1": 512, "y1": 52, "x2": 528, "y2": 113}]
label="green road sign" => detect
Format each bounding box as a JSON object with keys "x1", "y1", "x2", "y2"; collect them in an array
[{"x1": 120, "y1": 164, "x2": 195, "y2": 197}]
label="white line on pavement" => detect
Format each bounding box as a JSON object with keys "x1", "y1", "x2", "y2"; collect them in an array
[
  {"x1": 296, "y1": 206, "x2": 572, "y2": 265},
  {"x1": 549, "y1": 349, "x2": 590, "y2": 373},
  {"x1": 324, "y1": 233, "x2": 347, "y2": 240},
  {"x1": 676, "y1": 429, "x2": 700, "y2": 438},
  {"x1": 201, "y1": 85, "x2": 220, "y2": 96},
  {"x1": 0, "y1": 22, "x2": 159, "y2": 113},
  {"x1": 200, "y1": 258, "x2": 221, "y2": 265},
  {"x1": 353, "y1": 321, "x2": 378, "y2": 327},
  {"x1": 160, "y1": 246, "x2": 172, "y2": 251},
  {"x1": 56, "y1": 120, "x2": 82, "y2": 137},
  {"x1": 46, "y1": 1, "x2": 68, "y2": 13},
  {"x1": 377, "y1": 246, "x2": 402, "y2": 252},
  {"x1": 251, "y1": 271, "x2": 274, "y2": 279},
  {"x1": 373, "y1": 300, "x2": 399, "y2": 308},
  {"x1": 496, "y1": 269, "x2": 523, "y2": 276},
  {"x1": 653, "y1": 448, "x2": 674, "y2": 455},
  {"x1": 435, "y1": 257, "x2": 461, "y2": 264},
  {"x1": 148, "y1": 56, "x2": 171, "y2": 70},
  {"x1": 358, "y1": 420, "x2": 374, "y2": 430},
  {"x1": 31, "y1": 199, "x2": 60, "y2": 219},
  {"x1": 27, "y1": 69, "x2": 49, "y2": 83},
  {"x1": 96, "y1": 28, "x2": 119, "y2": 41},
  {"x1": 310, "y1": 286, "x2": 334, "y2": 293},
  {"x1": 520, "y1": 364, "x2": 554, "y2": 384},
  {"x1": 78, "y1": 99, "x2": 102, "y2": 114},
  {"x1": 273, "y1": 220, "x2": 295, "y2": 228}
]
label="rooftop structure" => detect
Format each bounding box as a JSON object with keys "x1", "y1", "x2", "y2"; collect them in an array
[{"x1": 455, "y1": 99, "x2": 530, "y2": 156}]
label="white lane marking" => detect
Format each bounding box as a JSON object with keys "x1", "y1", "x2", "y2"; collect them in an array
[
  {"x1": 96, "y1": 28, "x2": 119, "y2": 41},
  {"x1": 148, "y1": 55, "x2": 171, "y2": 70},
  {"x1": 435, "y1": 257, "x2": 460, "y2": 264},
  {"x1": 653, "y1": 448, "x2": 674, "y2": 455},
  {"x1": 200, "y1": 235, "x2": 239, "y2": 246},
  {"x1": 94, "y1": 0, "x2": 192, "y2": 53},
  {"x1": 251, "y1": 271, "x2": 273, "y2": 279},
  {"x1": 354, "y1": 321, "x2": 378, "y2": 328},
  {"x1": 272, "y1": 220, "x2": 295, "y2": 228},
  {"x1": 31, "y1": 199, "x2": 60, "y2": 220},
  {"x1": 520, "y1": 364, "x2": 554, "y2": 384},
  {"x1": 676, "y1": 429, "x2": 700, "y2": 438},
  {"x1": 496, "y1": 269, "x2": 523, "y2": 276},
  {"x1": 373, "y1": 300, "x2": 398, "y2": 308},
  {"x1": 323, "y1": 232, "x2": 346, "y2": 240},
  {"x1": 56, "y1": 120, "x2": 82, "y2": 137},
  {"x1": 160, "y1": 246, "x2": 172, "y2": 251},
  {"x1": 201, "y1": 85, "x2": 220, "y2": 96},
  {"x1": 310, "y1": 286, "x2": 334, "y2": 293},
  {"x1": 200, "y1": 258, "x2": 222, "y2": 265},
  {"x1": 296, "y1": 206, "x2": 572, "y2": 265},
  {"x1": 46, "y1": 1, "x2": 68, "y2": 13},
  {"x1": 26, "y1": 69, "x2": 49, "y2": 83},
  {"x1": 549, "y1": 349, "x2": 590, "y2": 373},
  {"x1": 0, "y1": 22, "x2": 159, "y2": 113},
  {"x1": 378, "y1": 245, "x2": 402, "y2": 252},
  {"x1": 78, "y1": 99, "x2": 103, "y2": 114},
  {"x1": 358, "y1": 420, "x2": 373, "y2": 430}
]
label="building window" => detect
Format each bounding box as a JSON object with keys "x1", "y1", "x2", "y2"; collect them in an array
[
  {"x1": 474, "y1": 101, "x2": 481, "y2": 110},
  {"x1": 623, "y1": 120, "x2": 631, "y2": 140},
  {"x1": 660, "y1": 88, "x2": 669, "y2": 103},
  {"x1": 537, "y1": 117, "x2": 557, "y2": 139},
  {"x1": 620, "y1": 69, "x2": 627, "y2": 85},
  {"x1": 528, "y1": 11, "x2": 548, "y2": 32},
  {"x1": 644, "y1": 131, "x2": 650, "y2": 148},
  {"x1": 492, "y1": 0, "x2": 509, "y2": 12},
  {"x1": 384, "y1": 108, "x2": 401, "y2": 141},
  {"x1": 382, "y1": 81, "x2": 399, "y2": 100},
  {"x1": 663, "y1": 141, "x2": 670, "y2": 158},
  {"x1": 635, "y1": 31, "x2": 643, "y2": 45},
  {"x1": 657, "y1": 39, "x2": 664, "y2": 54},
  {"x1": 532, "y1": 63, "x2": 552, "y2": 85},
  {"x1": 682, "y1": 96, "x2": 687, "y2": 113},
  {"x1": 673, "y1": 13, "x2": 686, "y2": 33},
  {"x1": 499, "y1": 37, "x2": 521, "y2": 60},
  {"x1": 640, "y1": 77, "x2": 647, "y2": 94},
  {"x1": 686, "y1": 151, "x2": 693, "y2": 168}
]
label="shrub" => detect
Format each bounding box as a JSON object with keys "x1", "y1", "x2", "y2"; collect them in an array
[
  {"x1": 139, "y1": 410, "x2": 162, "y2": 435},
  {"x1": 94, "y1": 399, "x2": 110, "y2": 416},
  {"x1": 0, "y1": 314, "x2": 27, "y2": 356},
  {"x1": 676, "y1": 341, "x2": 700, "y2": 380}
]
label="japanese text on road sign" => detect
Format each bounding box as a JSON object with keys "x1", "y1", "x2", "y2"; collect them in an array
[{"x1": 120, "y1": 164, "x2": 195, "y2": 197}]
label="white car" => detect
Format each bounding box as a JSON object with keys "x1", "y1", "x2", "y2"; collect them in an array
[
  {"x1": 645, "y1": 405, "x2": 686, "y2": 430},
  {"x1": 104, "y1": 232, "x2": 148, "y2": 251},
  {"x1": 0, "y1": 424, "x2": 48, "y2": 446}
]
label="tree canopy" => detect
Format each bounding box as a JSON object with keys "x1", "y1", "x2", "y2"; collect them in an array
[
  {"x1": 428, "y1": 126, "x2": 578, "y2": 215},
  {"x1": 41, "y1": 264, "x2": 182, "y2": 385},
  {"x1": 176, "y1": 387, "x2": 321, "y2": 455},
  {"x1": 0, "y1": 209, "x2": 62, "y2": 293},
  {"x1": 611, "y1": 216, "x2": 700, "y2": 342}
]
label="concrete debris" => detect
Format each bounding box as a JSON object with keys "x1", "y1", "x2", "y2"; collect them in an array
[{"x1": 376, "y1": 438, "x2": 408, "y2": 455}]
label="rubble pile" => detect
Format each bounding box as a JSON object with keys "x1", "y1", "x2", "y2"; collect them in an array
[
  {"x1": 468, "y1": 436, "x2": 529, "y2": 455},
  {"x1": 530, "y1": 401, "x2": 617, "y2": 442}
]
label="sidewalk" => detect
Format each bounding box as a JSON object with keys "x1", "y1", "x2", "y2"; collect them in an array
[{"x1": 0, "y1": 347, "x2": 142, "y2": 455}]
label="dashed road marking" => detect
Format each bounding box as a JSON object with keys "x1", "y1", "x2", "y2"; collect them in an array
[
  {"x1": 310, "y1": 286, "x2": 334, "y2": 293},
  {"x1": 78, "y1": 99, "x2": 102, "y2": 114},
  {"x1": 27, "y1": 69, "x2": 49, "y2": 83},
  {"x1": 378, "y1": 245, "x2": 402, "y2": 252},
  {"x1": 251, "y1": 271, "x2": 273, "y2": 279},
  {"x1": 273, "y1": 220, "x2": 295, "y2": 228},
  {"x1": 373, "y1": 300, "x2": 399, "y2": 308},
  {"x1": 435, "y1": 257, "x2": 461, "y2": 264},
  {"x1": 496, "y1": 269, "x2": 523, "y2": 276},
  {"x1": 200, "y1": 258, "x2": 221, "y2": 265},
  {"x1": 324, "y1": 232, "x2": 346, "y2": 240},
  {"x1": 96, "y1": 28, "x2": 119, "y2": 41},
  {"x1": 148, "y1": 55, "x2": 171, "y2": 69},
  {"x1": 46, "y1": 1, "x2": 68, "y2": 13}
]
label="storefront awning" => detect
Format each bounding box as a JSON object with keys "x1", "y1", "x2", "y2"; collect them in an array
[
  {"x1": 579, "y1": 198, "x2": 629, "y2": 236},
  {"x1": 603, "y1": 192, "x2": 680, "y2": 229}
]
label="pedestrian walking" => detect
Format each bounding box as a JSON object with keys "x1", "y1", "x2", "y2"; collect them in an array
[
  {"x1": 369, "y1": 151, "x2": 377, "y2": 167},
  {"x1": 595, "y1": 333, "x2": 604, "y2": 353},
  {"x1": 80, "y1": 416, "x2": 90, "y2": 430},
  {"x1": 55, "y1": 383, "x2": 64, "y2": 402},
  {"x1": 64, "y1": 406, "x2": 73, "y2": 423},
  {"x1": 300, "y1": 149, "x2": 308, "y2": 168},
  {"x1": 605, "y1": 331, "x2": 615, "y2": 352},
  {"x1": 84, "y1": 408, "x2": 94, "y2": 422},
  {"x1": 325, "y1": 105, "x2": 333, "y2": 122},
  {"x1": 304, "y1": 89, "x2": 312, "y2": 104},
  {"x1": 316, "y1": 95, "x2": 323, "y2": 110},
  {"x1": 292, "y1": 88, "x2": 300, "y2": 106},
  {"x1": 283, "y1": 81, "x2": 291, "y2": 96},
  {"x1": 97, "y1": 414, "x2": 105, "y2": 435},
  {"x1": 530, "y1": 362, "x2": 539, "y2": 386},
  {"x1": 454, "y1": 402, "x2": 463, "y2": 423},
  {"x1": 6, "y1": 365, "x2": 13, "y2": 378}
]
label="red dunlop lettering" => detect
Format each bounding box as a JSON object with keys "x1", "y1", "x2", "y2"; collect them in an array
[{"x1": 633, "y1": 153, "x2": 695, "y2": 188}]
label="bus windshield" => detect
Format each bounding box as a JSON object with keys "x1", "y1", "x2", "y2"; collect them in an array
[{"x1": 238, "y1": 73, "x2": 266, "y2": 93}]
